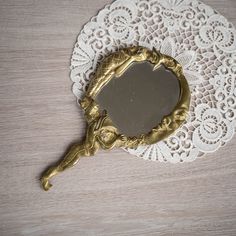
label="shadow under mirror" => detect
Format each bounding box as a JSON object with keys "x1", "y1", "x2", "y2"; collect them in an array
[{"x1": 96, "y1": 62, "x2": 181, "y2": 137}]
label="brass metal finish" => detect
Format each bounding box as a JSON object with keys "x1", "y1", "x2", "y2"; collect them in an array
[{"x1": 41, "y1": 47, "x2": 190, "y2": 191}]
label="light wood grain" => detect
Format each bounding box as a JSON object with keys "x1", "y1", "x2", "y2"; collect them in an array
[{"x1": 0, "y1": 0, "x2": 236, "y2": 235}]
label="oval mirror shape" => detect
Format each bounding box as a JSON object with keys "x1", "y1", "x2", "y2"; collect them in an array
[{"x1": 96, "y1": 62, "x2": 181, "y2": 137}]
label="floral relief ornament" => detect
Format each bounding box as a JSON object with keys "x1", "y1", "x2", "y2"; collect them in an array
[{"x1": 70, "y1": 0, "x2": 236, "y2": 163}]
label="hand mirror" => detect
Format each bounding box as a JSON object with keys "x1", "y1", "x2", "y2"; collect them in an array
[{"x1": 41, "y1": 47, "x2": 190, "y2": 191}]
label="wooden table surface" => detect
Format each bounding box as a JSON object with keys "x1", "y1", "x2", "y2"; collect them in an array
[{"x1": 0, "y1": 0, "x2": 236, "y2": 235}]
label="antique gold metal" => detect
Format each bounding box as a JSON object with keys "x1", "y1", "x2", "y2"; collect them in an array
[{"x1": 41, "y1": 46, "x2": 191, "y2": 191}]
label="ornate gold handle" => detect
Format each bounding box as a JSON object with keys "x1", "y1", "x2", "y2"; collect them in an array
[
  {"x1": 41, "y1": 110, "x2": 126, "y2": 191},
  {"x1": 41, "y1": 142, "x2": 90, "y2": 191}
]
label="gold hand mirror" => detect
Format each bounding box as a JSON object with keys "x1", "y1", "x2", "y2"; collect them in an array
[{"x1": 41, "y1": 47, "x2": 190, "y2": 191}]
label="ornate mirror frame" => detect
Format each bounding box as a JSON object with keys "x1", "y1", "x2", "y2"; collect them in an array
[{"x1": 41, "y1": 47, "x2": 190, "y2": 191}]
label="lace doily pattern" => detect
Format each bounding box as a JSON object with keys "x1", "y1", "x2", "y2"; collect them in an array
[{"x1": 70, "y1": 0, "x2": 236, "y2": 163}]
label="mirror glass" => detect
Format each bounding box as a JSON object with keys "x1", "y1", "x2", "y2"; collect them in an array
[{"x1": 96, "y1": 62, "x2": 180, "y2": 137}]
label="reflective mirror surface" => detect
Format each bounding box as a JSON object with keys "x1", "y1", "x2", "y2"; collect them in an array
[{"x1": 96, "y1": 62, "x2": 180, "y2": 137}]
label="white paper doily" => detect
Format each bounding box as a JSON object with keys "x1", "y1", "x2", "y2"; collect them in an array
[{"x1": 70, "y1": 0, "x2": 236, "y2": 163}]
